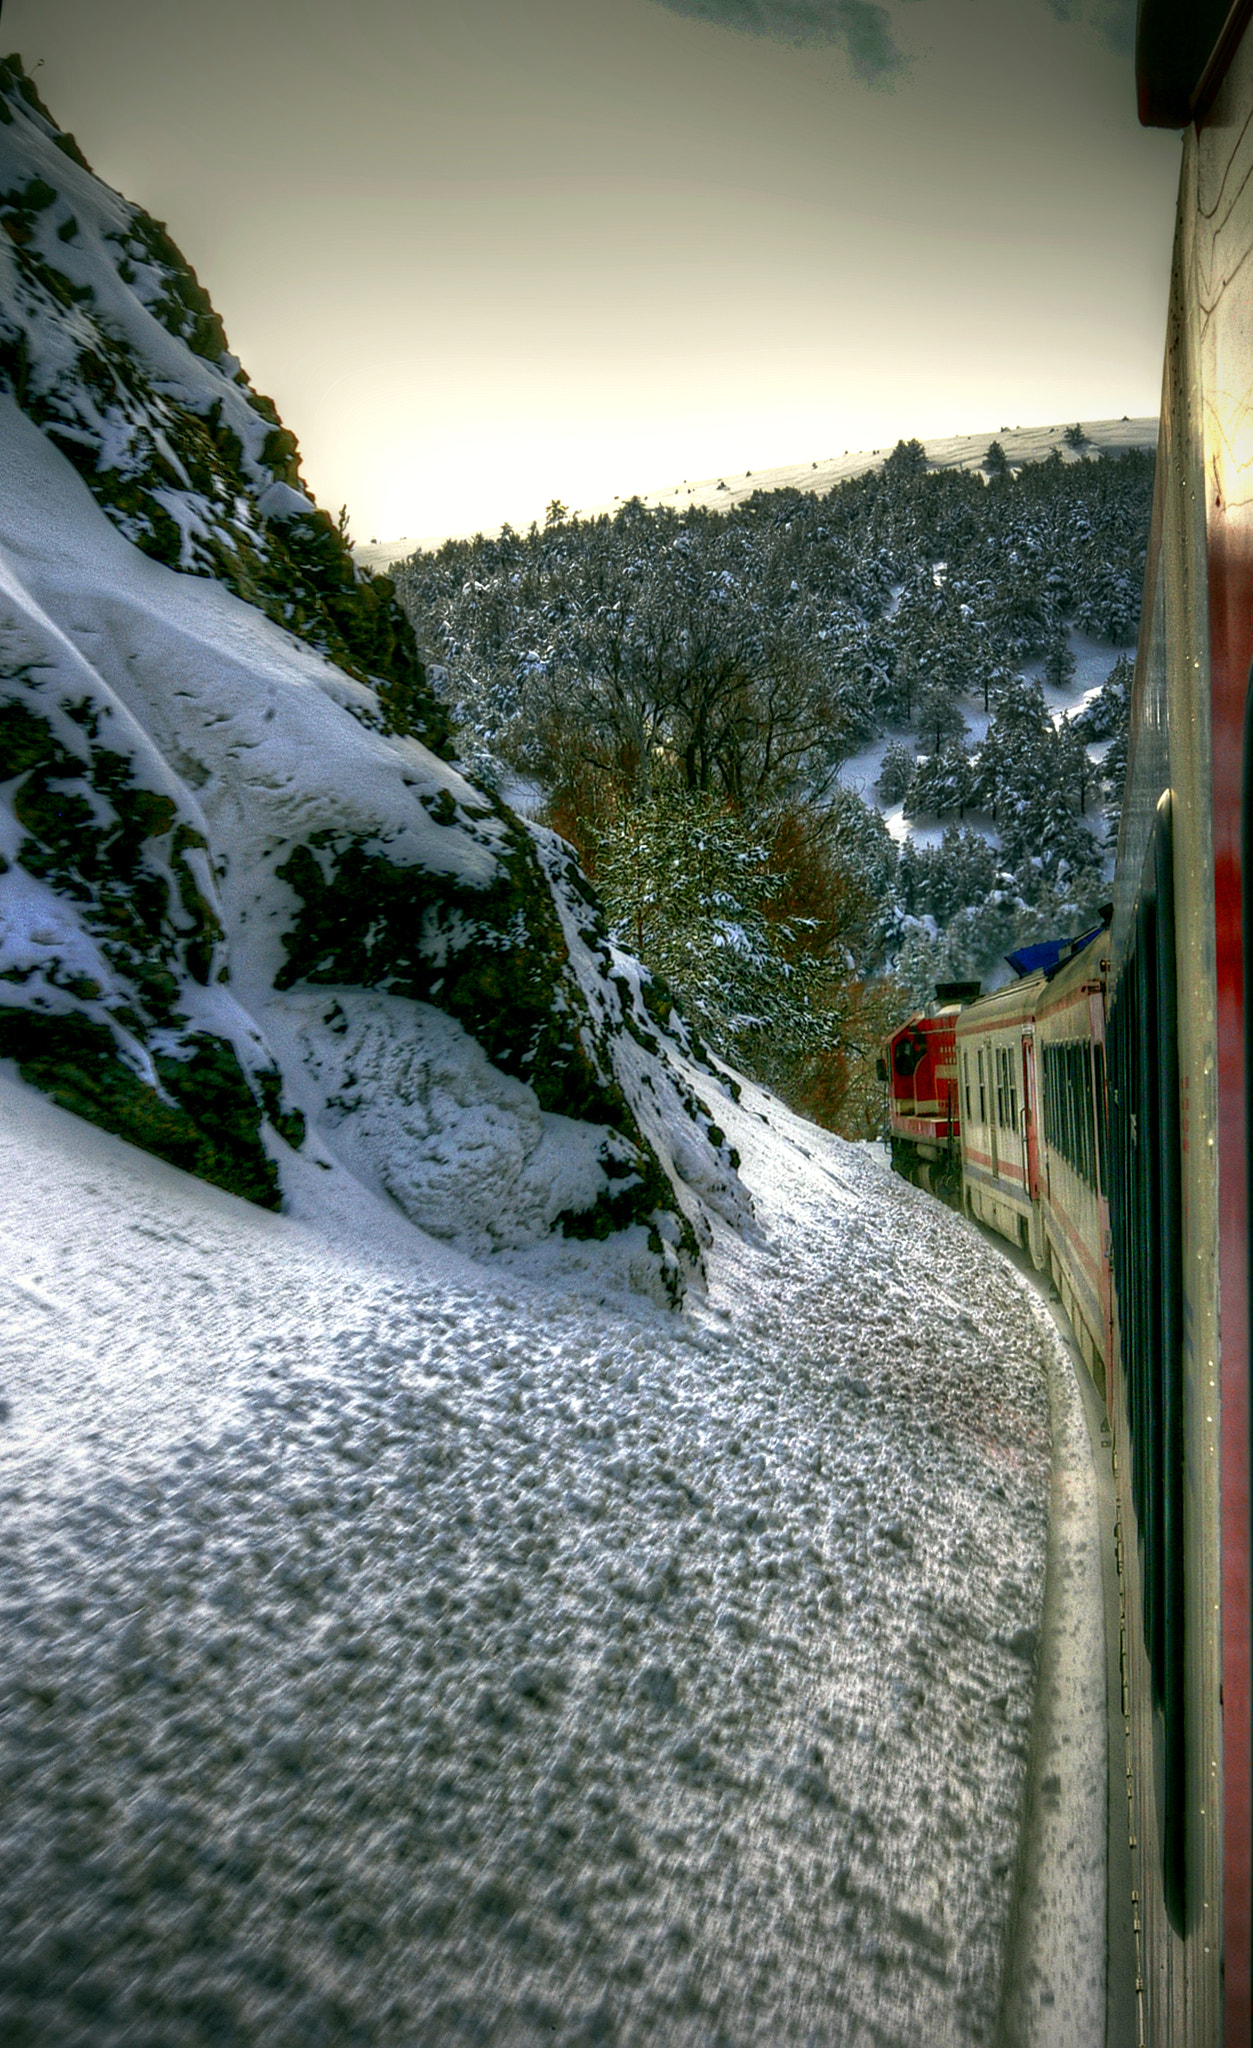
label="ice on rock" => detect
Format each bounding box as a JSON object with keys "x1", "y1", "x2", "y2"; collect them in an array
[{"x1": 276, "y1": 988, "x2": 630, "y2": 1255}]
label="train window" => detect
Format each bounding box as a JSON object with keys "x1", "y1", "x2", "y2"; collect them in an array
[
  {"x1": 995, "y1": 1046, "x2": 1013, "y2": 1130},
  {"x1": 1092, "y1": 1041, "x2": 1107, "y2": 1194},
  {"x1": 1107, "y1": 791, "x2": 1185, "y2": 1929},
  {"x1": 963, "y1": 1050, "x2": 972, "y2": 1124},
  {"x1": 1007, "y1": 1053, "x2": 1019, "y2": 1133},
  {"x1": 1042, "y1": 1040, "x2": 1098, "y2": 1190},
  {"x1": 977, "y1": 1047, "x2": 987, "y2": 1123}
]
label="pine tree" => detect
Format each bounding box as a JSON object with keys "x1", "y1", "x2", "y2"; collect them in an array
[
  {"x1": 1075, "y1": 654, "x2": 1132, "y2": 740},
  {"x1": 1055, "y1": 712, "x2": 1096, "y2": 813},
  {"x1": 914, "y1": 676, "x2": 966, "y2": 757},
  {"x1": 1101, "y1": 723, "x2": 1128, "y2": 815},
  {"x1": 877, "y1": 740, "x2": 915, "y2": 805},
  {"x1": 884, "y1": 437, "x2": 927, "y2": 478},
  {"x1": 1042, "y1": 633, "x2": 1077, "y2": 692},
  {"x1": 907, "y1": 738, "x2": 974, "y2": 821}
]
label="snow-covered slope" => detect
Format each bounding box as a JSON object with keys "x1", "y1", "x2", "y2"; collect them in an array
[
  {"x1": 0, "y1": 1056, "x2": 1062, "y2": 2046},
  {"x1": 0, "y1": 55, "x2": 744, "y2": 1301},
  {"x1": 354, "y1": 417, "x2": 1157, "y2": 572}
]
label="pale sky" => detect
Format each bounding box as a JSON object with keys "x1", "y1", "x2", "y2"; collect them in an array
[{"x1": 6, "y1": 0, "x2": 1179, "y2": 541}]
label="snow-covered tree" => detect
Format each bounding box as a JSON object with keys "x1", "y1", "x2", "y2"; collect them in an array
[
  {"x1": 914, "y1": 676, "x2": 966, "y2": 757},
  {"x1": 877, "y1": 740, "x2": 915, "y2": 805},
  {"x1": 907, "y1": 738, "x2": 974, "y2": 821},
  {"x1": 389, "y1": 438, "x2": 1152, "y2": 1039},
  {"x1": 1075, "y1": 654, "x2": 1132, "y2": 741},
  {"x1": 1042, "y1": 633, "x2": 1077, "y2": 692}
]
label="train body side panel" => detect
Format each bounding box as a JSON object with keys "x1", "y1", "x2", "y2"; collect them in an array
[
  {"x1": 1112, "y1": 67, "x2": 1232, "y2": 2038},
  {"x1": 1196, "y1": 39, "x2": 1253, "y2": 2031}
]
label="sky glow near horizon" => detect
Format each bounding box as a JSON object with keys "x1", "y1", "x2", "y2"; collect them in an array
[{"x1": 7, "y1": 0, "x2": 1177, "y2": 542}]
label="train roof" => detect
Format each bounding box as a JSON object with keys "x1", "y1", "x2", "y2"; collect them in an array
[
  {"x1": 1004, "y1": 919, "x2": 1105, "y2": 980},
  {"x1": 955, "y1": 925, "x2": 1109, "y2": 1037},
  {"x1": 1034, "y1": 924, "x2": 1109, "y2": 1017},
  {"x1": 1137, "y1": 0, "x2": 1250, "y2": 127},
  {"x1": 954, "y1": 971, "x2": 1048, "y2": 1034}
]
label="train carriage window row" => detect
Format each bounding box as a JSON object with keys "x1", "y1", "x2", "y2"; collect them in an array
[
  {"x1": 963, "y1": 1045, "x2": 1019, "y2": 1131},
  {"x1": 1042, "y1": 1039, "x2": 1100, "y2": 1191},
  {"x1": 1106, "y1": 794, "x2": 1185, "y2": 1927}
]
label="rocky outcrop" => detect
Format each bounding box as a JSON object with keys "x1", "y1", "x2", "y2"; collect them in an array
[{"x1": 0, "y1": 55, "x2": 749, "y2": 1300}]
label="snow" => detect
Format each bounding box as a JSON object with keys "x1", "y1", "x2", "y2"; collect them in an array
[
  {"x1": 0, "y1": 396, "x2": 503, "y2": 905},
  {"x1": 0, "y1": 1048, "x2": 1072, "y2": 2044},
  {"x1": 999, "y1": 1289, "x2": 1107, "y2": 2045},
  {"x1": 0, "y1": 90, "x2": 300, "y2": 566}
]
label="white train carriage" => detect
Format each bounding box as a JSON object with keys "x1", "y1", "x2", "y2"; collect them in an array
[
  {"x1": 955, "y1": 970, "x2": 1048, "y2": 1267},
  {"x1": 1033, "y1": 931, "x2": 1113, "y2": 1398}
]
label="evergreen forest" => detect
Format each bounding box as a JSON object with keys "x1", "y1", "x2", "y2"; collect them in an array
[{"x1": 391, "y1": 438, "x2": 1153, "y2": 1134}]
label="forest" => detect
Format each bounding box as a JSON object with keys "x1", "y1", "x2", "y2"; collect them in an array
[{"x1": 391, "y1": 437, "x2": 1152, "y2": 1133}]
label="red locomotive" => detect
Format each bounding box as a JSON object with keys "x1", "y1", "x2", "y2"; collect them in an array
[{"x1": 882, "y1": 982, "x2": 975, "y2": 1205}]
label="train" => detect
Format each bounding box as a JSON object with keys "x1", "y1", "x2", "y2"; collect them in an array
[{"x1": 882, "y1": 5, "x2": 1253, "y2": 2037}]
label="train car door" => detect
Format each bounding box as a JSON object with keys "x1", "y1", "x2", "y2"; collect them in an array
[
  {"x1": 1020, "y1": 1033, "x2": 1042, "y2": 1198},
  {"x1": 1021, "y1": 1032, "x2": 1048, "y2": 1270}
]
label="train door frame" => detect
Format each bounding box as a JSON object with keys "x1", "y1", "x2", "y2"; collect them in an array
[
  {"x1": 985, "y1": 1045, "x2": 999, "y2": 1179},
  {"x1": 1020, "y1": 1030, "x2": 1048, "y2": 1269}
]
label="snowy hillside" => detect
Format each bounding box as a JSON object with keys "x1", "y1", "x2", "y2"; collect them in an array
[
  {"x1": 0, "y1": 55, "x2": 746, "y2": 1302},
  {"x1": 0, "y1": 1056, "x2": 1067, "y2": 2046},
  {"x1": 353, "y1": 418, "x2": 1157, "y2": 573},
  {"x1": 393, "y1": 438, "x2": 1150, "y2": 1035}
]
